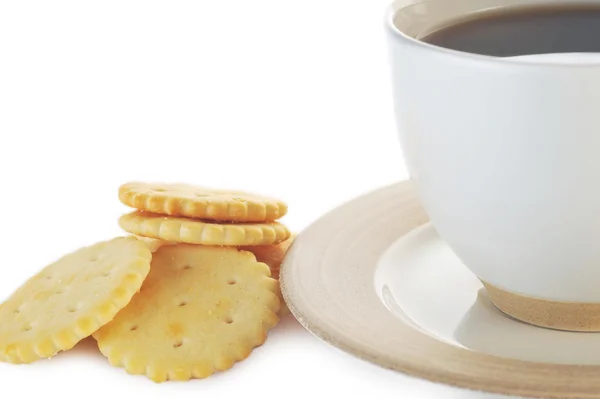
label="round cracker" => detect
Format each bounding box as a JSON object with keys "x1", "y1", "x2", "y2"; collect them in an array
[
  {"x1": 94, "y1": 244, "x2": 280, "y2": 382},
  {"x1": 119, "y1": 211, "x2": 291, "y2": 246},
  {"x1": 240, "y1": 235, "x2": 297, "y2": 317},
  {"x1": 0, "y1": 237, "x2": 151, "y2": 364},
  {"x1": 119, "y1": 182, "x2": 287, "y2": 222}
]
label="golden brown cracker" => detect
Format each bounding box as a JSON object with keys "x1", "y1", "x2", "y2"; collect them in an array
[
  {"x1": 119, "y1": 182, "x2": 287, "y2": 222},
  {"x1": 0, "y1": 237, "x2": 151, "y2": 363},
  {"x1": 94, "y1": 244, "x2": 280, "y2": 382},
  {"x1": 119, "y1": 211, "x2": 290, "y2": 246}
]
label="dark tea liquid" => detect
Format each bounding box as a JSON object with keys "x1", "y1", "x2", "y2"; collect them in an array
[{"x1": 421, "y1": 4, "x2": 600, "y2": 57}]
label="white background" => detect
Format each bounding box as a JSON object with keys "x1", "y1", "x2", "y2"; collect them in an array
[{"x1": 0, "y1": 0, "x2": 461, "y2": 398}]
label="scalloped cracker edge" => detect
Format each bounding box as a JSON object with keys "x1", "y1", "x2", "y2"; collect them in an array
[{"x1": 240, "y1": 234, "x2": 297, "y2": 316}]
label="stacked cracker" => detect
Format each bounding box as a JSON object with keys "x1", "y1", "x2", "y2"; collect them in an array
[
  {"x1": 117, "y1": 182, "x2": 293, "y2": 316},
  {"x1": 0, "y1": 182, "x2": 294, "y2": 383}
]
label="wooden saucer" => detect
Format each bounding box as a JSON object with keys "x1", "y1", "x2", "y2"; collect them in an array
[{"x1": 281, "y1": 181, "x2": 600, "y2": 399}]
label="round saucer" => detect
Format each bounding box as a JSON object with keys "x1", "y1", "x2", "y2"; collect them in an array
[{"x1": 281, "y1": 181, "x2": 600, "y2": 399}]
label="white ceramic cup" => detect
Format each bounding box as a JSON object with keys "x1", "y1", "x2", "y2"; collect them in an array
[{"x1": 386, "y1": 0, "x2": 600, "y2": 330}]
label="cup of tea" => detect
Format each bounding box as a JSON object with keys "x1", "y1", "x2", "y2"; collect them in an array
[{"x1": 386, "y1": 0, "x2": 600, "y2": 331}]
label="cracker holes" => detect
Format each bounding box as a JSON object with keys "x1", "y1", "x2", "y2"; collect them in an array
[
  {"x1": 67, "y1": 302, "x2": 84, "y2": 312},
  {"x1": 67, "y1": 302, "x2": 84, "y2": 313},
  {"x1": 173, "y1": 341, "x2": 183, "y2": 348},
  {"x1": 13, "y1": 308, "x2": 21, "y2": 315},
  {"x1": 55, "y1": 289, "x2": 64, "y2": 295},
  {"x1": 178, "y1": 301, "x2": 187, "y2": 307},
  {"x1": 224, "y1": 317, "x2": 234, "y2": 324},
  {"x1": 183, "y1": 265, "x2": 192, "y2": 270},
  {"x1": 227, "y1": 279, "x2": 237, "y2": 285},
  {"x1": 130, "y1": 325, "x2": 138, "y2": 331},
  {"x1": 22, "y1": 324, "x2": 32, "y2": 332}
]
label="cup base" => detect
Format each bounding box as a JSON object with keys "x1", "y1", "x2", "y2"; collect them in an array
[{"x1": 482, "y1": 281, "x2": 600, "y2": 332}]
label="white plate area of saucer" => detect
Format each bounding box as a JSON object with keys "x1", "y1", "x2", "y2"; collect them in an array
[{"x1": 374, "y1": 222, "x2": 600, "y2": 366}]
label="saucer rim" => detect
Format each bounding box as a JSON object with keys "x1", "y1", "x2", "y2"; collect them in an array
[{"x1": 280, "y1": 180, "x2": 600, "y2": 399}]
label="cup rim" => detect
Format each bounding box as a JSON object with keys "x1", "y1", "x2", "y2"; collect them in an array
[{"x1": 385, "y1": 0, "x2": 600, "y2": 68}]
